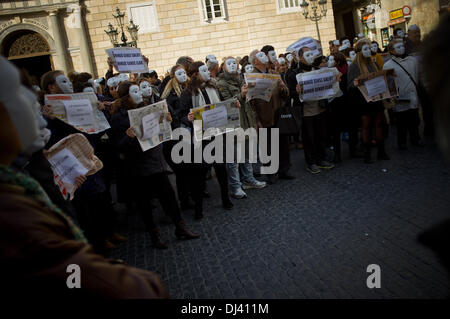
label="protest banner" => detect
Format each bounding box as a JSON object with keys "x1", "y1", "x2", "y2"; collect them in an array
[
  {"x1": 191, "y1": 98, "x2": 240, "y2": 142},
  {"x1": 105, "y1": 47, "x2": 149, "y2": 73},
  {"x1": 356, "y1": 69, "x2": 398, "y2": 102},
  {"x1": 44, "y1": 133, "x2": 103, "y2": 200},
  {"x1": 286, "y1": 36, "x2": 321, "y2": 57},
  {"x1": 296, "y1": 67, "x2": 342, "y2": 101},
  {"x1": 45, "y1": 92, "x2": 111, "y2": 134},
  {"x1": 244, "y1": 73, "x2": 281, "y2": 102},
  {"x1": 127, "y1": 99, "x2": 172, "y2": 152}
]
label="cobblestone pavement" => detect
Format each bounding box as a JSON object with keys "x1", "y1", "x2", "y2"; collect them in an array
[{"x1": 107, "y1": 131, "x2": 450, "y2": 298}]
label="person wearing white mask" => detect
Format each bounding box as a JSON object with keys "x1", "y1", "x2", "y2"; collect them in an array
[
  {"x1": 348, "y1": 50, "x2": 357, "y2": 64},
  {"x1": 216, "y1": 57, "x2": 267, "y2": 199},
  {"x1": 137, "y1": 78, "x2": 159, "y2": 105},
  {"x1": 394, "y1": 28, "x2": 405, "y2": 39},
  {"x1": 160, "y1": 64, "x2": 194, "y2": 210},
  {"x1": 248, "y1": 49, "x2": 293, "y2": 183},
  {"x1": 347, "y1": 39, "x2": 390, "y2": 163},
  {"x1": 110, "y1": 80, "x2": 200, "y2": 249},
  {"x1": 0, "y1": 57, "x2": 171, "y2": 299},
  {"x1": 383, "y1": 39, "x2": 423, "y2": 150},
  {"x1": 295, "y1": 47, "x2": 334, "y2": 174},
  {"x1": 179, "y1": 61, "x2": 236, "y2": 215},
  {"x1": 370, "y1": 41, "x2": 384, "y2": 69},
  {"x1": 261, "y1": 45, "x2": 279, "y2": 73},
  {"x1": 206, "y1": 54, "x2": 220, "y2": 83}
]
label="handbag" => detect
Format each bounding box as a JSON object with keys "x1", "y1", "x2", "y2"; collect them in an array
[
  {"x1": 275, "y1": 106, "x2": 301, "y2": 135},
  {"x1": 391, "y1": 58, "x2": 430, "y2": 109}
]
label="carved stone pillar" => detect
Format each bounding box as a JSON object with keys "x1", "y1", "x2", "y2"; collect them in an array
[
  {"x1": 69, "y1": 4, "x2": 94, "y2": 75},
  {"x1": 48, "y1": 10, "x2": 70, "y2": 73}
]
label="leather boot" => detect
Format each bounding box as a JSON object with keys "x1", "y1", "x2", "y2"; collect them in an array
[
  {"x1": 377, "y1": 141, "x2": 390, "y2": 160},
  {"x1": 149, "y1": 228, "x2": 168, "y2": 249},
  {"x1": 175, "y1": 220, "x2": 201, "y2": 240},
  {"x1": 364, "y1": 144, "x2": 375, "y2": 164}
]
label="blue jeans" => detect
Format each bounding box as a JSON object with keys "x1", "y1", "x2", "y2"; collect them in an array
[{"x1": 226, "y1": 162, "x2": 257, "y2": 192}]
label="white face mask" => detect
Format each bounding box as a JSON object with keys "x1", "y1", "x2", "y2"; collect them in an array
[
  {"x1": 256, "y1": 52, "x2": 269, "y2": 65},
  {"x1": 0, "y1": 57, "x2": 39, "y2": 152},
  {"x1": 88, "y1": 78, "x2": 94, "y2": 87},
  {"x1": 397, "y1": 30, "x2": 405, "y2": 38},
  {"x1": 117, "y1": 73, "x2": 130, "y2": 83},
  {"x1": 327, "y1": 56, "x2": 335, "y2": 68},
  {"x1": 32, "y1": 85, "x2": 41, "y2": 93},
  {"x1": 358, "y1": 33, "x2": 365, "y2": 39},
  {"x1": 268, "y1": 51, "x2": 277, "y2": 63},
  {"x1": 129, "y1": 85, "x2": 143, "y2": 104},
  {"x1": 225, "y1": 58, "x2": 238, "y2": 73},
  {"x1": 362, "y1": 44, "x2": 372, "y2": 58},
  {"x1": 393, "y1": 42, "x2": 406, "y2": 56},
  {"x1": 139, "y1": 81, "x2": 152, "y2": 97},
  {"x1": 107, "y1": 77, "x2": 119, "y2": 88},
  {"x1": 83, "y1": 87, "x2": 95, "y2": 93},
  {"x1": 342, "y1": 40, "x2": 351, "y2": 49},
  {"x1": 206, "y1": 54, "x2": 217, "y2": 63},
  {"x1": 24, "y1": 100, "x2": 51, "y2": 155},
  {"x1": 277, "y1": 57, "x2": 286, "y2": 65},
  {"x1": 371, "y1": 43, "x2": 378, "y2": 53},
  {"x1": 198, "y1": 65, "x2": 210, "y2": 82},
  {"x1": 55, "y1": 74, "x2": 73, "y2": 94},
  {"x1": 349, "y1": 51, "x2": 357, "y2": 61},
  {"x1": 245, "y1": 64, "x2": 254, "y2": 73},
  {"x1": 175, "y1": 68, "x2": 187, "y2": 83},
  {"x1": 303, "y1": 50, "x2": 315, "y2": 65},
  {"x1": 286, "y1": 54, "x2": 294, "y2": 63},
  {"x1": 333, "y1": 40, "x2": 340, "y2": 46}
]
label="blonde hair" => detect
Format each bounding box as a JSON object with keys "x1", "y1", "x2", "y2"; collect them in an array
[
  {"x1": 161, "y1": 64, "x2": 186, "y2": 99},
  {"x1": 354, "y1": 39, "x2": 378, "y2": 75}
]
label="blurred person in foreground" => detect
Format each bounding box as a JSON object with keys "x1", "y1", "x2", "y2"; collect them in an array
[{"x1": 0, "y1": 56, "x2": 168, "y2": 299}]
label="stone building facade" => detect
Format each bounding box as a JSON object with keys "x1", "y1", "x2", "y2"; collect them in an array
[
  {"x1": 333, "y1": 0, "x2": 443, "y2": 50},
  {"x1": 0, "y1": 0, "x2": 337, "y2": 82}
]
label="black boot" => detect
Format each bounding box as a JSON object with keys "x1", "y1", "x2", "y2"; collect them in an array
[
  {"x1": 149, "y1": 228, "x2": 168, "y2": 249},
  {"x1": 175, "y1": 220, "x2": 201, "y2": 240},
  {"x1": 364, "y1": 144, "x2": 375, "y2": 164},
  {"x1": 377, "y1": 141, "x2": 390, "y2": 161},
  {"x1": 194, "y1": 201, "x2": 204, "y2": 220}
]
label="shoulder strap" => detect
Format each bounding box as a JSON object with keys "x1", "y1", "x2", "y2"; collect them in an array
[{"x1": 391, "y1": 58, "x2": 418, "y2": 90}]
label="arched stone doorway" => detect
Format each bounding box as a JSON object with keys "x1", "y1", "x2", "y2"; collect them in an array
[{"x1": 1, "y1": 30, "x2": 53, "y2": 86}]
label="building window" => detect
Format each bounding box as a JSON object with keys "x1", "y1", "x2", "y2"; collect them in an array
[
  {"x1": 199, "y1": 0, "x2": 227, "y2": 23},
  {"x1": 277, "y1": 0, "x2": 303, "y2": 14},
  {"x1": 126, "y1": 1, "x2": 160, "y2": 34}
]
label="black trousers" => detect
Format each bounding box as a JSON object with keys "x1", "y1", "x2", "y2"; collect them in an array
[
  {"x1": 134, "y1": 172, "x2": 182, "y2": 230},
  {"x1": 395, "y1": 109, "x2": 420, "y2": 146},
  {"x1": 163, "y1": 140, "x2": 190, "y2": 204},
  {"x1": 302, "y1": 112, "x2": 328, "y2": 166},
  {"x1": 264, "y1": 126, "x2": 291, "y2": 175}
]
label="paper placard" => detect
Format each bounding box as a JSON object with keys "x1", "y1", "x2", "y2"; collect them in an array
[
  {"x1": 105, "y1": 47, "x2": 149, "y2": 73},
  {"x1": 142, "y1": 112, "x2": 161, "y2": 140},
  {"x1": 364, "y1": 76, "x2": 388, "y2": 97},
  {"x1": 47, "y1": 148, "x2": 88, "y2": 185},
  {"x1": 128, "y1": 100, "x2": 172, "y2": 152},
  {"x1": 202, "y1": 106, "x2": 228, "y2": 130},
  {"x1": 287, "y1": 36, "x2": 321, "y2": 57},
  {"x1": 244, "y1": 73, "x2": 281, "y2": 102},
  {"x1": 356, "y1": 69, "x2": 398, "y2": 102},
  {"x1": 191, "y1": 98, "x2": 240, "y2": 142},
  {"x1": 44, "y1": 92, "x2": 110, "y2": 134},
  {"x1": 63, "y1": 99, "x2": 95, "y2": 126},
  {"x1": 296, "y1": 67, "x2": 342, "y2": 102}
]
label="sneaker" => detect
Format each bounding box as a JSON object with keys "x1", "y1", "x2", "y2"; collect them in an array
[
  {"x1": 317, "y1": 161, "x2": 335, "y2": 169},
  {"x1": 242, "y1": 180, "x2": 267, "y2": 190},
  {"x1": 230, "y1": 188, "x2": 248, "y2": 199},
  {"x1": 307, "y1": 164, "x2": 321, "y2": 174}
]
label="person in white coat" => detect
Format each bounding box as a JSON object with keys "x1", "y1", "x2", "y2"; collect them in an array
[{"x1": 383, "y1": 39, "x2": 423, "y2": 150}]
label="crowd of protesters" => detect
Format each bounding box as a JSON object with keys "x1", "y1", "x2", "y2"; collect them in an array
[{"x1": 0, "y1": 20, "x2": 440, "y2": 298}]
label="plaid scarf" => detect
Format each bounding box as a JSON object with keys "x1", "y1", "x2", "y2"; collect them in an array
[{"x1": 0, "y1": 165, "x2": 88, "y2": 244}]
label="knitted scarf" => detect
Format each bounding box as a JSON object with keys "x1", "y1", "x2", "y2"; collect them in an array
[{"x1": 0, "y1": 165, "x2": 88, "y2": 244}]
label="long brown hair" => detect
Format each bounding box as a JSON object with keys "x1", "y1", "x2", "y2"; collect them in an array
[
  {"x1": 186, "y1": 61, "x2": 215, "y2": 96},
  {"x1": 110, "y1": 81, "x2": 139, "y2": 114},
  {"x1": 354, "y1": 39, "x2": 378, "y2": 75},
  {"x1": 161, "y1": 64, "x2": 186, "y2": 99},
  {"x1": 39, "y1": 70, "x2": 63, "y2": 104}
]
